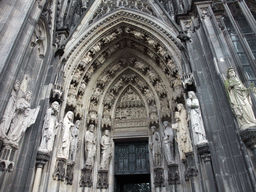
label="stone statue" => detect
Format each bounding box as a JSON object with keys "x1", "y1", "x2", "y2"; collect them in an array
[
  {"x1": 172, "y1": 104, "x2": 193, "y2": 161},
  {"x1": 225, "y1": 68, "x2": 256, "y2": 130},
  {"x1": 150, "y1": 126, "x2": 162, "y2": 167},
  {"x1": 38, "y1": 101, "x2": 60, "y2": 153},
  {"x1": 163, "y1": 121, "x2": 174, "y2": 164},
  {"x1": 100, "y1": 129, "x2": 112, "y2": 170},
  {"x1": 84, "y1": 124, "x2": 97, "y2": 168},
  {"x1": 69, "y1": 120, "x2": 80, "y2": 161},
  {"x1": 6, "y1": 91, "x2": 40, "y2": 146},
  {"x1": 186, "y1": 91, "x2": 208, "y2": 145},
  {"x1": 57, "y1": 111, "x2": 74, "y2": 159},
  {"x1": 0, "y1": 81, "x2": 20, "y2": 138}
]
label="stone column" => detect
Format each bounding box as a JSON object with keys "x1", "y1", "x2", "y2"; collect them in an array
[
  {"x1": 197, "y1": 142, "x2": 217, "y2": 192},
  {"x1": 32, "y1": 152, "x2": 50, "y2": 192}
]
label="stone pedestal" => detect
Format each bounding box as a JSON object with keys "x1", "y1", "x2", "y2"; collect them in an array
[
  {"x1": 239, "y1": 127, "x2": 256, "y2": 157},
  {"x1": 154, "y1": 167, "x2": 165, "y2": 188},
  {"x1": 52, "y1": 158, "x2": 67, "y2": 181},
  {"x1": 167, "y1": 164, "x2": 180, "y2": 185},
  {"x1": 66, "y1": 161, "x2": 75, "y2": 185},
  {"x1": 0, "y1": 141, "x2": 18, "y2": 172},
  {"x1": 97, "y1": 169, "x2": 109, "y2": 189},
  {"x1": 184, "y1": 152, "x2": 198, "y2": 182},
  {"x1": 79, "y1": 167, "x2": 93, "y2": 188}
]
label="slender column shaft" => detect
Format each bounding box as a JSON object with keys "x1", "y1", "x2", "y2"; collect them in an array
[{"x1": 32, "y1": 166, "x2": 43, "y2": 192}]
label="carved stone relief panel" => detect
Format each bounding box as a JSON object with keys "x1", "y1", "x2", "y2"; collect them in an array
[{"x1": 114, "y1": 86, "x2": 148, "y2": 139}]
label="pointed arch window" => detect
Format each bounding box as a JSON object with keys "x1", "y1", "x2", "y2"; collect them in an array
[{"x1": 218, "y1": 0, "x2": 256, "y2": 84}]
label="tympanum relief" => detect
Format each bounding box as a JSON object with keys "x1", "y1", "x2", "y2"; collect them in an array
[{"x1": 114, "y1": 86, "x2": 148, "y2": 138}]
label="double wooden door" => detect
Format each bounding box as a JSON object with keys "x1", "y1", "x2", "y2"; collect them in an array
[{"x1": 114, "y1": 141, "x2": 151, "y2": 192}]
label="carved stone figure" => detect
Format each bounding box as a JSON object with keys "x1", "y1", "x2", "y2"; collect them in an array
[
  {"x1": 82, "y1": 0, "x2": 89, "y2": 9},
  {"x1": 131, "y1": 30, "x2": 144, "y2": 39},
  {"x1": 38, "y1": 101, "x2": 60, "y2": 153},
  {"x1": 69, "y1": 120, "x2": 80, "y2": 161},
  {"x1": 150, "y1": 126, "x2": 161, "y2": 167},
  {"x1": 186, "y1": 91, "x2": 208, "y2": 145},
  {"x1": 146, "y1": 37, "x2": 158, "y2": 48},
  {"x1": 172, "y1": 104, "x2": 193, "y2": 160},
  {"x1": 57, "y1": 111, "x2": 74, "y2": 159},
  {"x1": 91, "y1": 41, "x2": 102, "y2": 54},
  {"x1": 82, "y1": 52, "x2": 93, "y2": 64},
  {"x1": 100, "y1": 130, "x2": 112, "y2": 170},
  {"x1": 163, "y1": 121, "x2": 174, "y2": 164},
  {"x1": 225, "y1": 68, "x2": 256, "y2": 130},
  {"x1": 85, "y1": 124, "x2": 97, "y2": 168},
  {"x1": 6, "y1": 91, "x2": 40, "y2": 145},
  {"x1": 72, "y1": 68, "x2": 83, "y2": 82},
  {"x1": 0, "y1": 81, "x2": 20, "y2": 138}
]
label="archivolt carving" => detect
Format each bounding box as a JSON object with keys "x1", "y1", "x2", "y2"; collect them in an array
[
  {"x1": 89, "y1": 0, "x2": 157, "y2": 25},
  {"x1": 65, "y1": 12, "x2": 182, "y2": 74}
]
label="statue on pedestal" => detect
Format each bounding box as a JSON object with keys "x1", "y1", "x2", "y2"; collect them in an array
[
  {"x1": 38, "y1": 101, "x2": 60, "y2": 153},
  {"x1": 186, "y1": 91, "x2": 208, "y2": 145},
  {"x1": 0, "y1": 81, "x2": 20, "y2": 138},
  {"x1": 172, "y1": 104, "x2": 193, "y2": 161},
  {"x1": 225, "y1": 68, "x2": 256, "y2": 130},
  {"x1": 84, "y1": 124, "x2": 96, "y2": 168},
  {"x1": 150, "y1": 126, "x2": 162, "y2": 166},
  {"x1": 6, "y1": 91, "x2": 40, "y2": 146},
  {"x1": 100, "y1": 129, "x2": 112, "y2": 170},
  {"x1": 57, "y1": 111, "x2": 74, "y2": 159},
  {"x1": 163, "y1": 121, "x2": 174, "y2": 164},
  {"x1": 69, "y1": 120, "x2": 80, "y2": 161}
]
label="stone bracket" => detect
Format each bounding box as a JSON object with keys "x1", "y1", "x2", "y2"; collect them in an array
[
  {"x1": 97, "y1": 169, "x2": 109, "y2": 189},
  {"x1": 154, "y1": 167, "x2": 165, "y2": 187},
  {"x1": 66, "y1": 161, "x2": 75, "y2": 185},
  {"x1": 79, "y1": 167, "x2": 93, "y2": 188},
  {"x1": 168, "y1": 164, "x2": 180, "y2": 185},
  {"x1": 52, "y1": 158, "x2": 67, "y2": 181}
]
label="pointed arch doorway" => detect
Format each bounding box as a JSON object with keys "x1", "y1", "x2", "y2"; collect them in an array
[{"x1": 112, "y1": 86, "x2": 151, "y2": 191}]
